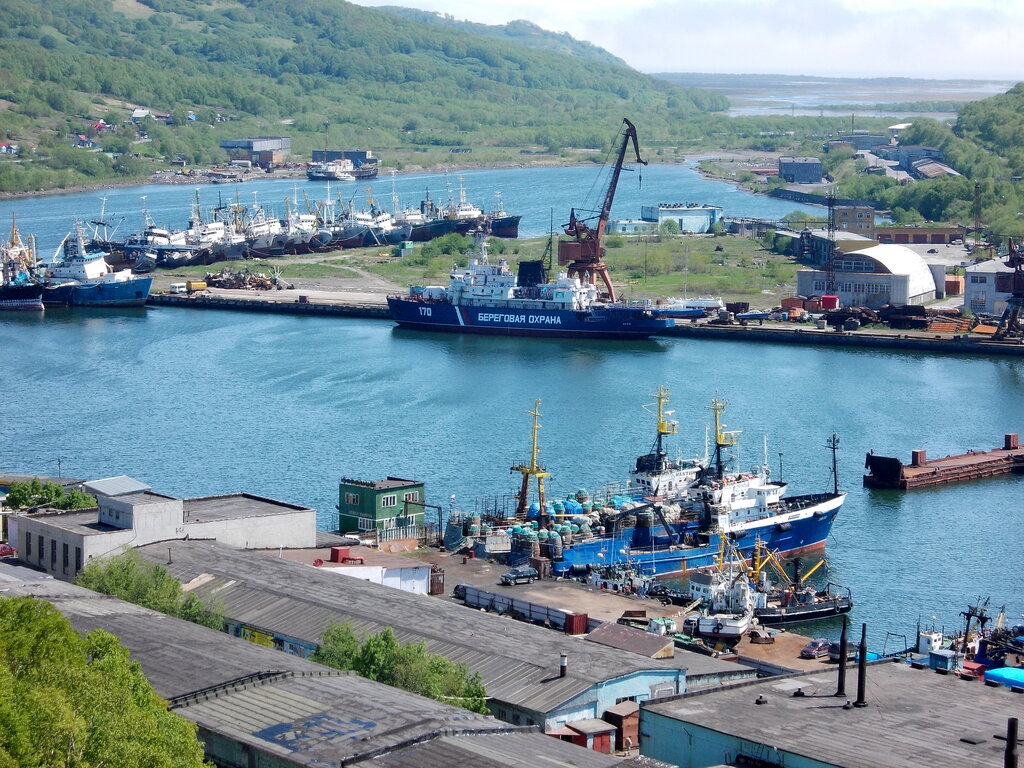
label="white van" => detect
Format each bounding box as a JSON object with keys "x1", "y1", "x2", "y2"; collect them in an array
[{"x1": 169, "y1": 283, "x2": 187, "y2": 294}]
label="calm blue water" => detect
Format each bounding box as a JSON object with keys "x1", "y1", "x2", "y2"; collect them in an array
[
  {"x1": 0, "y1": 162, "x2": 819, "y2": 257},
  {"x1": 2, "y1": 167, "x2": 1021, "y2": 648}
]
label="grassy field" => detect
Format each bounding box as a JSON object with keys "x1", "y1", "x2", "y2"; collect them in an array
[{"x1": 157, "y1": 231, "x2": 801, "y2": 308}]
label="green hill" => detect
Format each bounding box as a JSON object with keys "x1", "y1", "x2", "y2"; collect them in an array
[
  {"x1": 0, "y1": 0, "x2": 727, "y2": 192},
  {"x1": 374, "y1": 8, "x2": 627, "y2": 66}
]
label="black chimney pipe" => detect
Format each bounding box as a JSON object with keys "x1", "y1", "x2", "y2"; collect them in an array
[
  {"x1": 854, "y1": 623, "x2": 868, "y2": 708},
  {"x1": 559, "y1": 653, "x2": 567, "y2": 679},
  {"x1": 1006, "y1": 717, "x2": 1019, "y2": 768},
  {"x1": 835, "y1": 614, "x2": 848, "y2": 697}
]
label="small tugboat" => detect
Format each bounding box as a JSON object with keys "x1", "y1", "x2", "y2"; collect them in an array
[
  {"x1": 747, "y1": 541, "x2": 853, "y2": 626},
  {"x1": 42, "y1": 223, "x2": 153, "y2": 307}
]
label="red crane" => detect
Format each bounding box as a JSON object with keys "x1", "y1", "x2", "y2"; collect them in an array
[{"x1": 557, "y1": 118, "x2": 647, "y2": 302}]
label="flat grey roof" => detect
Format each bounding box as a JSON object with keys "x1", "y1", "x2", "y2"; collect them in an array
[
  {"x1": 183, "y1": 493, "x2": 312, "y2": 522},
  {"x1": 643, "y1": 661, "x2": 1024, "y2": 768},
  {"x1": 138, "y1": 541, "x2": 746, "y2": 715},
  {"x1": 278, "y1": 546, "x2": 430, "y2": 570},
  {"x1": 18, "y1": 508, "x2": 112, "y2": 536},
  {"x1": 84, "y1": 475, "x2": 151, "y2": 497},
  {"x1": 0, "y1": 565, "x2": 636, "y2": 767}
]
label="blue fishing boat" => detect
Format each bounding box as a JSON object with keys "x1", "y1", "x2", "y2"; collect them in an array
[
  {"x1": 42, "y1": 224, "x2": 153, "y2": 307},
  {"x1": 0, "y1": 215, "x2": 45, "y2": 311},
  {"x1": 483, "y1": 390, "x2": 844, "y2": 577}
]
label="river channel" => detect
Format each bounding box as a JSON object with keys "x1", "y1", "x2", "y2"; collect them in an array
[{"x1": 2, "y1": 166, "x2": 1022, "y2": 648}]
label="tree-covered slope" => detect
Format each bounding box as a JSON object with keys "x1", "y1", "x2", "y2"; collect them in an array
[
  {"x1": 0, "y1": 0, "x2": 726, "y2": 156},
  {"x1": 374, "y1": 8, "x2": 627, "y2": 66}
]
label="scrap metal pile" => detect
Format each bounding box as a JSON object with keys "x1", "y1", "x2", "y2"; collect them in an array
[{"x1": 203, "y1": 266, "x2": 293, "y2": 291}]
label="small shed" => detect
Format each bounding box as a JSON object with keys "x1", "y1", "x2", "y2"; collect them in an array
[
  {"x1": 602, "y1": 700, "x2": 639, "y2": 751},
  {"x1": 566, "y1": 718, "x2": 617, "y2": 754}
]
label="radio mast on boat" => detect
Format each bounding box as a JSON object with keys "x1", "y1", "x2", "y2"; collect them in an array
[{"x1": 511, "y1": 399, "x2": 549, "y2": 522}]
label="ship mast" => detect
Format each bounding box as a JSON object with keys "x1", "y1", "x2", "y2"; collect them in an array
[
  {"x1": 707, "y1": 398, "x2": 738, "y2": 480},
  {"x1": 650, "y1": 384, "x2": 677, "y2": 471},
  {"x1": 558, "y1": 118, "x2": 647, "y2": 302},
  {"x1": 511, "y1": 399, "x2": 550, "y2": 522}
]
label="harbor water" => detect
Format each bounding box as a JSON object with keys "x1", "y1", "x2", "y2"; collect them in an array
[{"x1": 2, "y1": 166, "x2": 1022, "y2": 648}]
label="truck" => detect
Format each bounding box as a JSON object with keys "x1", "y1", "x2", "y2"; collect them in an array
[{"x1": 186, "y1": 280, "x2": 207, "y2": 293}]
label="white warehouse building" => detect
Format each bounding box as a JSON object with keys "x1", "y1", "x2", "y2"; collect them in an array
[
  {"x1": 11, "y1": 475, "x2": 317, "y2": 581},
  {"x1": 797, "y1": 243, "x2": 938, "y2": 308}
]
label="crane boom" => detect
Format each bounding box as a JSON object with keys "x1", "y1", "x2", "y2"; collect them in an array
[{"x1": 557, "y1": 118, "x2": 647, "y2": 302}]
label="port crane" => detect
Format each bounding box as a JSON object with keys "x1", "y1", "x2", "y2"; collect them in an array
[
  {"x1": 558, "y1": 118, "x2": 647, "y2": 302},
  {"x1": 993, "y1": 238, "x2": 1024, "y2": 339}
]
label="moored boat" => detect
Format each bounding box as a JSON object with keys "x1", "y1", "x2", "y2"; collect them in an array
[
  {"x1": 0, "y1": 215, "x2": 45, "y2": 311},
  {"x1": 42, "y1": 223, "x2": 153, "y2": 307},
  {"x1": 387, "y1": 233, "x2": 674, "y2": 338}
]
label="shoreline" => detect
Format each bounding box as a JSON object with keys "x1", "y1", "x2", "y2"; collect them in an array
[{"x1": 0, "y1": 156, "x2": 591, "y2": 202}]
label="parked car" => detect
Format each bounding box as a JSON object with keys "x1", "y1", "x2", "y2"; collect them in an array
[
  {"x1": 828, "y1": 641, "x2": 855, "y2": 662},
  {"x1": 0, "y1": 542, "x2": 17, "y2": 557},
  {"x1": 500, "y1": 566, "x2": 538, "y2": 586},
  {"x1": 800, "y1": 637, "x2": 831, "y2": 659}
]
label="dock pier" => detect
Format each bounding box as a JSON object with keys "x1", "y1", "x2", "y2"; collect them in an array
[{"x1": 863, "y1": 434, "x2": 1024, "y2": 489}]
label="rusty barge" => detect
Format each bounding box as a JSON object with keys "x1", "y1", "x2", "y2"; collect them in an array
[{"x1": 863, "y1": 433, "x2": 1024, "y2": 489}]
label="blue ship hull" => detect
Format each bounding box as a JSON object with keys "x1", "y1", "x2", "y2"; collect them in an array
[
  {"x1": 44, "y1": 275, "x2": 153, "y2": 307},
  {"x1": 387, "y1": 297, "x2": 674, "y2": 339},
  {"x1": 549, "y1": 494, "x2": 842, "y2": 577}
]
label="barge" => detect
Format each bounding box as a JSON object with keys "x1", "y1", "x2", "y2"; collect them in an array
[{"x1": 863, "y1": 433, "x2": 1024, "y2": 489}]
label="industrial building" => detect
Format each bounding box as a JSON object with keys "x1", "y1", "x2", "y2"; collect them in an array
[
  {"x1": 136, "y1": 539, "x2": 754, "y2": 741},
  {"x1": 640, "y1": 203, "x2": 724, "y2": 234},
  {"x1": 777, "y1": 156, "x2": 822, "y2": 184},
  {"x1": 0, "y1": 564, "x2": 665, "y2": 768},
  {"x1": 640, "y1": 657, "x2": 1024, "y2": 768},
  {"x1": 337, "y1": 476, "x2": 427, "y2": 539},
  {"x1": 218, "y1": 137, "x2": 292, "y2": 167},
  {"x1": 796, "y1": 243, "x2": 939, "y2": 309},
  {"x1": 10, "y1": 475, "x2": 316, "y2": 581},
  {"x1": 964, "y1": 258, "x2": 1016, "y2": 315}
]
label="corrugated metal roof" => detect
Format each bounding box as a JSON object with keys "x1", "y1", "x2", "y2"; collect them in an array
[
  {"x1": 140, "y1": 541, "x2": 745, "y2": 715},
  {"x1": 0, "y1": 571, "x2": 666, "y2": 768},
  {"x1": 585, "y1": 623, "x2": 675, "y2": 658},
  {"x1": 83, "y1": 475, "x2": 152, "y2": 497}
]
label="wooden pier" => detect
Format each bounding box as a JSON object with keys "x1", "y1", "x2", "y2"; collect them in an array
[{"x1": 863, "y1": 434, "x2": 1024, "y2": 489}]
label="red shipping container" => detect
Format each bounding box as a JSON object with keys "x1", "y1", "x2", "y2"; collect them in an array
[
  {"x1": 820, "y1": 295, "x2": 840, "y2": 310},
  {"x1": 780, "y1": 297, "x2": 804, "y2": 310},
  {"x1": 330, "y1": 546, "x2": 349, "y2": 563}
]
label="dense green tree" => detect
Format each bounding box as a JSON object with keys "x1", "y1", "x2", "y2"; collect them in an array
[
  {"x1": 76, "y1": 551, "x2": 222, "y2": 630},
  {"x1": 313, "y1": 623, "x2": 488, "y2": 714},
  {"x1": 4, "y1": 477, "x2": 96, "y2": 510},
  {"x1": 0, "y1": 596, "x2": 211, "y2": 768}
]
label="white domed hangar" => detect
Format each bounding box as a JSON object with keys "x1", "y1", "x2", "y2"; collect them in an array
[{"x1": 797, "y1": 243, "x2": 940, "y2": 309}]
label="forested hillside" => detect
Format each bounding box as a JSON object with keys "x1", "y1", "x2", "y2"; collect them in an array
[
  {"x1": 375, "y1": 8, "x2": 627, "y2": 66},
  {"x1": 0, "y1": 0, "x2": 728, "y2": 191}
]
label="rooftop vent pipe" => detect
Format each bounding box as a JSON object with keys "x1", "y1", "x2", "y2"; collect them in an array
[
  {"x1": 1006, "y1": 716, "x2": 1019, "y2": 768},
  {"x1": 559, "y1": 653, "x2": 567, "y2": 678}
]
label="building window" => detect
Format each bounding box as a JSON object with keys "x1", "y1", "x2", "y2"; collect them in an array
[
  {"x1": 357, "y1": 517, "x2": 374, "y2": 531},
  {"x1": 345, "y1": 492, "x2": 360, "y2": 505},
  {"x1": 25, "y1": 532, "x2": 31, "y2": 557},
  {"x1": 75, "y1": 547, "x2": 82, "y2": 572},
  {"x1": 37, "y1": 535, "x2": 43, "y2": 562},
  {"x1": 970, "y1": 275, "x2": 986, "y2": 284},
  {"x1": 403, "y1": 491, "x2": 419, "y2": 503},
  {"x1": 62, "y1": 543, "x2": 69, "y2": 570},
  {"x1": 813, "y1": 280, "x2": 826, "y2": 292},
  {"x1": 50, "y1": 539, "x2": 57, "y2": 568},
  {"x1": 380, "y1": 494, "x2": 397, "y2": 508},
  {"x1": 854, "y1": 283, "x2": 865, "y2": 292}
]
